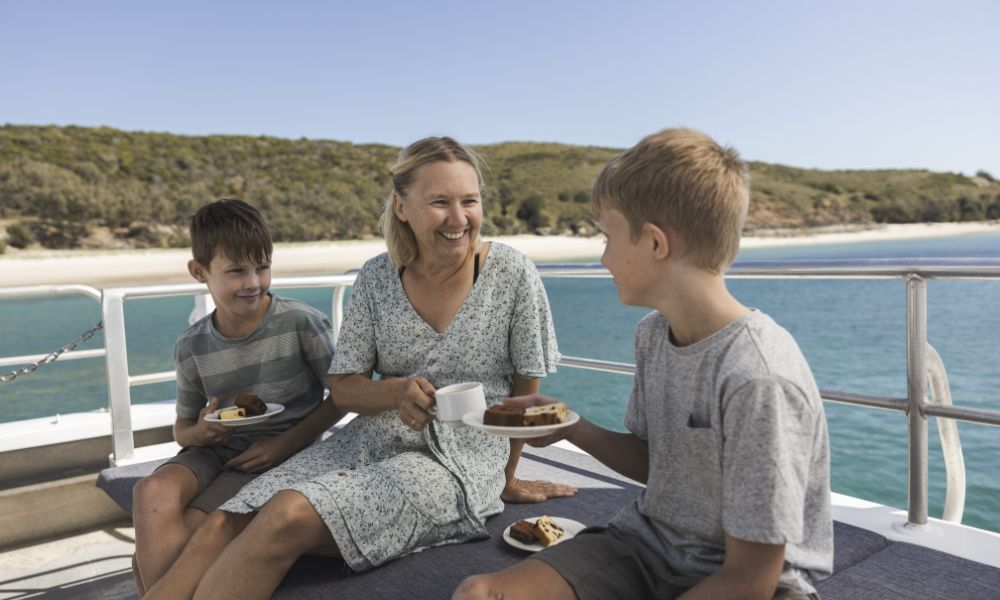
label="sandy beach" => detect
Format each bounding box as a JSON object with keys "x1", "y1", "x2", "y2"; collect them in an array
[{"x1": 2, "y1": 222, "x2": 999, "y2": 288}]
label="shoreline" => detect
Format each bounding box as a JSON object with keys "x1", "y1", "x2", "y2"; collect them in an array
[{"x1": 2, "y1": 222, "x2": 999, "y2": 288}]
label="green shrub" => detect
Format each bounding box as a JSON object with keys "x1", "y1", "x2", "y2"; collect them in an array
[{"x1": 6, "y1": 223, "x2": 33, "y2": 248}]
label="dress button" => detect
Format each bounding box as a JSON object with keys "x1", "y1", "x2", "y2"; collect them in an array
[
  {"x1": 436, "y1": 334, "x2": 443, "y2": 341},
  {"x1": 427, "y1": 358, "x2": 435, "y2": 366}
]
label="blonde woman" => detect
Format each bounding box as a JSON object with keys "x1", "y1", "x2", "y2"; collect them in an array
[{"x1": 145, "y1": 137, "x2": 573, "y2": 600}]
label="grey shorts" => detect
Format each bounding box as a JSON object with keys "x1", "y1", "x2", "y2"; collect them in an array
[
  {"x1": 532, "y1": 526, "x2": 819, "y2": 600},
  {"x1": 159, "y1": 445, "x2": 259, "y2": 514}
]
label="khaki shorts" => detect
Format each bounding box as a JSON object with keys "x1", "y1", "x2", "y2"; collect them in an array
[
  {"x1": 159, "y1": 445, "x2": 259, "y2": 514},
  {"x1": 532, "y1": 526, "x2": 819, "y2": 600}
]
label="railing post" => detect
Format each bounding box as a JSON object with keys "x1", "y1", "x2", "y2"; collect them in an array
[
  {"x1": 102, "y1": 290, "x2": 135, "y2": 466},
  {"x1": 332, "y1": 285, "x2": 346, "y2": 341},
  {"x1": 906, "y1": 275, "x2": 929, "y2": 525}
]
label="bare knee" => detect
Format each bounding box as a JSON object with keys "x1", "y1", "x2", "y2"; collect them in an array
[
  {"x1": 257, "y1": 491, "x2": 320, "y2": 536},
  {"x1": 247, "y1": 491, "x2": 327, "y2": 555},
  {"x1": 453, "y1": 574, "x2": 495, "y2": 600},
  {"x1": 196, "y1": 509, "x2": 248, "y2": 541},
  {"x1": 133, "y1": 472, "x2": 188, "y2": 516}
]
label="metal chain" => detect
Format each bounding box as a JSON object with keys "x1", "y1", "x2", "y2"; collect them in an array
[{"x1": 0, "y1": 321, "x2": 104, "y2": 384}]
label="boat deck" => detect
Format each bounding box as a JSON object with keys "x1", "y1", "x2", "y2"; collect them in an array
[{"x1": 5, "y1": 443, "x2": 999, "y2": 600}]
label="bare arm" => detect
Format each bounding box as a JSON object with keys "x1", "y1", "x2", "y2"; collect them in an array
[
  {"x1": 679, "y1": 535, "x2": 785, "y2": 600},
  {"x1": 225, "y1": 396, "x2": 347, "y2": 473},
  {"x1": 565, "y1": 416, "x2": 649, "y2": 484},
  {"x1": 330, "y1": 371, "x2": 437, "y2": 427},
  {"x1": 505, "y1": 394, "x2": 650, "y2": 484}
]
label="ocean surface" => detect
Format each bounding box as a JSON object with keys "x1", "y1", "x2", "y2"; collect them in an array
[{"x1": 1, "y1": 232, "x2": 999, "y2": 533}]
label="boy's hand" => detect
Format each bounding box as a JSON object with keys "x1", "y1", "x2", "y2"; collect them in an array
[
  {"x1": 504, "y1": 394, "x2": 577, "y2": 447},
  {"x1": 395, "y1": 376, "x2": 436, "y2": 431},
  {"x1": 226, "y1": 434, "x2": 297, "y2": 474},
  {"x1": 193, "y1": 397, "x2": 233, "y2": 446}
]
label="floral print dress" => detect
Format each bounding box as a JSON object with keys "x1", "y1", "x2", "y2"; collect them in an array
[{"x1": 220, "y1": 242, "x2": 560, "y2": 571}]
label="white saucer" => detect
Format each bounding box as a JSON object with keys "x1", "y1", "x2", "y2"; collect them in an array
[
  {"x1": 502, "y1": 516, "x2": 586, "y2": 552},
  {"x1": 461, "y1": 409, "x2": 580, "y2": 438},
  {"x1": 205, "y1": 402, "x2": 284, "y2": 427}
]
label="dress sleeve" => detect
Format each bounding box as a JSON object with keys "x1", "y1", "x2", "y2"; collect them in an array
[
  {"x1": 721, "y1": 376, "x2": 818, "y2": 545},
  {"x1": 508, "y1": 255, "x2": 560, "y2": 378},
  {"x1": 329, "y1": 265, "x2": 378, "y2": 375}
]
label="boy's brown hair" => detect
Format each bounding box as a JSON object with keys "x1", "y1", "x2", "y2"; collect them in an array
[
  {"x1": 190, "y1": 199, "x2": 273, "y2": 268},
  {"x1": 592, "y1": 128, "x2": 750, "y2": 273}
]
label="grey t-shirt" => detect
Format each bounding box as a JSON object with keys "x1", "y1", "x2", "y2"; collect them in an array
[
  {"x1": 610, "y1": 309, "x2": 833, "y2": 593},
  {"x1": 173, "y1": 293, "x2": 336, "y2": 452}
]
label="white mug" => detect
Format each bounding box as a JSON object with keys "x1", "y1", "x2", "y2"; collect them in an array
[{"x1": 433, "y1": 382, "x2": 487, "y2": 424}]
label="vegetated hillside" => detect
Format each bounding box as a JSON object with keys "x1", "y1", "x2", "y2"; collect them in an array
[{"x1": 1, "y1": 124, "x2": 998, "y2": 252}]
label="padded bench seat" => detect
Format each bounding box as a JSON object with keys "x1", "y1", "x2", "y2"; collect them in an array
[{"x1": 97, "y1": 445, "x2": 1000, "y2": 599}]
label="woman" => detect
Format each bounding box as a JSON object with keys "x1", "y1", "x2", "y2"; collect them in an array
[{"x1": 145, "y1": 137, "x2": 573, "y2": 600}]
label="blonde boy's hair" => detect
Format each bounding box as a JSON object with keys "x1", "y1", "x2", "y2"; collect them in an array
[
  {"x1": 592, "y1": 128, "x2": 750, "y2": 273},
  {"x1": 380, "y1": 136, "x2": 485, "y2": 267}
]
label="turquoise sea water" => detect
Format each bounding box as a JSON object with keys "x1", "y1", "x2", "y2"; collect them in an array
[{"x1": 1, "y1": 232, "x2": 999, "y2": 532}]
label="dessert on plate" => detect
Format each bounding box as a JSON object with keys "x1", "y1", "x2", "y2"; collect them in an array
[{"x1": 483, "y1": 402, "x2": 569, "y2": 427}]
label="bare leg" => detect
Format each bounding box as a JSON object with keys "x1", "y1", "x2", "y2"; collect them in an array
[
  {"x1": 131, "y1": 554, "x2": 144, "y2": 597},
  {"x1": 193, "y1": 490, "x2": 339, "y2": 600},
  {"x1": 132, "y1": 464, "x2": 200, "y2": 589},
  {"x1": 452, "y1": 559, "x2": 575, "y2": 600},
  {"x1": 144, "y1": 509, "x2": 255, "y2": 600}
]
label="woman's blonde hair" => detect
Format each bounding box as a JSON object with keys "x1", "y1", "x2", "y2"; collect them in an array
[
  {"x1": 592, "y1": 128, "x2": 750, "y2": 273},
  {"x1": 380, "y1": 136, "x2": 485, "y2": 267}
]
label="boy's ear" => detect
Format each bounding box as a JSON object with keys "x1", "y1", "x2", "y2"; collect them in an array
[
  {"x1": 188, "y1": 260, "x2": 208, "y2": 283},
  {"x1": 392, "y1": 192, "x2": 407, "y2": 222},
  {"x1": 643, "y1": 223, "x2": 671, "y2": 260}
]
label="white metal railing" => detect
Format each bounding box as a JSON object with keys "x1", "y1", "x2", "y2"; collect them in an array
[
  {"x1": 0, "y1": 285, "x2": 105, "y2": 371},
  {"x1": 4, "y1": 258, "x2": 1000, "y2": 530}
]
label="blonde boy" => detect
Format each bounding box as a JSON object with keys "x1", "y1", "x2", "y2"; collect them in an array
[
  {"x1": 455, "y1": 129, "x2": 832, "y2": 599},
  {"x1": 131, "y1": 199, "x2": 343, "y2": 592}
]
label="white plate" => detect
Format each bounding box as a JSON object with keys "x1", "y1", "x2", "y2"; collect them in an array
[
  {"x1": 205, "y1": 402, "x2": 284, "y2": 427},
  {"x1": 502, "y1": 516, "x2": 586, "y2": 552},
  {"x1": 461, "y1": 409, "x2": 580, "y2": 438}
]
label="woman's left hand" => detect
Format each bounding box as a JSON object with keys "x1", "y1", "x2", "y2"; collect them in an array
[{"x1": 501, "y1": 477, "x2": 577, "y2": 503}]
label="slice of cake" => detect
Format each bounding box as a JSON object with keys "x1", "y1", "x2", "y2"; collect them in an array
[
  {"x1": 523, "y1": 402, "x2": 569, "y2": 426},
  {"x1": 235, "y1": 393, "x2": 267, "y2": 416},
  {"x1": 509, "y1": 519, "x2": 538, "y2": 545},
  {"x1": 483, "y1": 404, "x2": 525, "y2": 426},
  {"x1": 532, "y1": 516, "x2": 565, "y2": 547},
  {"x1": 218, "y1": 407, "x2": 246, "y2": 420}
]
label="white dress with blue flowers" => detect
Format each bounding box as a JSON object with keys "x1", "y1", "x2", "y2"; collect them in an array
[{"x1": 220, "y1": 242, "x2": 559, "y2": 571}]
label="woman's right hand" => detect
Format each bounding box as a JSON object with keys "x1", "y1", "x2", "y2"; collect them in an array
[{"x1": 395, "y1": 376, "x2": 436, "y2": 431}]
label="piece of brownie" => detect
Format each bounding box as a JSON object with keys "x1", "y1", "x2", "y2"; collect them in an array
[
  {"x1": 509, "y1": 519, "x2": 538, "y2": 545},
  {"x1": 483, "y1": 405, "x2": 525, "y2": 426},
  {"x1": 235, "y1": 393, "x2": 267, "y2": 416}
]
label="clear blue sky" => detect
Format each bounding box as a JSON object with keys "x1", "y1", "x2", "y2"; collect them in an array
[{"x1": 2, "y1": 0, "x2": 998, "y2": 176}]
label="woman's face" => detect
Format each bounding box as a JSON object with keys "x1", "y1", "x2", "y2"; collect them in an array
[{"x1": 395, "y1": 160, "x2": 482, "y2": 264}]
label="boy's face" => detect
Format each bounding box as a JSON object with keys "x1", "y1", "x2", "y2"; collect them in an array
[
  {"x1": 598, "y1": 207, "x2": 651, "y2": 307},
  {"x1": 189, "y1": 250, "x2": 272, "y2": 324}
]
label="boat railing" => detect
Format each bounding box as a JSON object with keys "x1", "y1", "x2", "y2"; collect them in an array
[
  {"x1": 0, "y1": 285, "x2": 105, "y2": 373},
  {"x1": 4, "y1": 258, "x2": 1000, "y2": 531}
]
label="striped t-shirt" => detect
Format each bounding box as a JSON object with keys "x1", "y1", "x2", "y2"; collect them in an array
[{"x1": 173, "y1": 293, "x2": 335, "y2": 452}]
